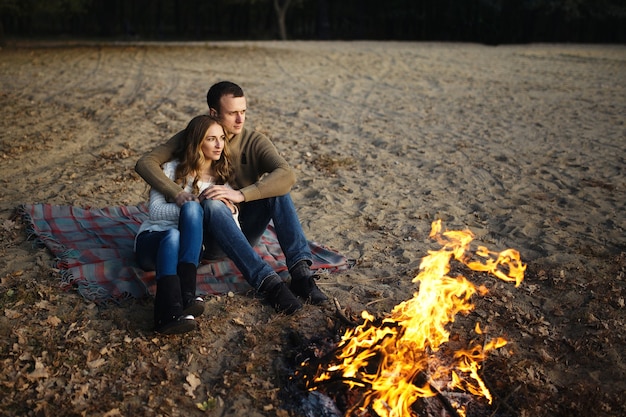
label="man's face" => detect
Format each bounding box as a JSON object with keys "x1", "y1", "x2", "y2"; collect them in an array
[{"x1": 213, "y1": 94, "x2": 246, "y2": 137}]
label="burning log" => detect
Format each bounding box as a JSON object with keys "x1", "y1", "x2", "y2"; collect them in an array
[
  {"x1": 303, "y1": 220, "x2": 526, "y2": 417},
  {"x1": 311, "y1": 370, "x2": 462, "y2": 417}
]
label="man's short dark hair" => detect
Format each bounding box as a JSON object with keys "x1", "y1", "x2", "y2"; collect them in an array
[{"x1": 207, "y1": 81, "x2": 244, "y2": 112}]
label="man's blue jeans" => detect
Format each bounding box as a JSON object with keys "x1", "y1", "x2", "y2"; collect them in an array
[
  {"x1": 135, "y1": 202, "x2": 204, "y2": 280},
  {"x1": 201, "y1": 194, "x2": 311, "y2": 289}
]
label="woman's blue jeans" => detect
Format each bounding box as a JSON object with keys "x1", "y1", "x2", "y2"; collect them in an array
[
  {"x1": 201, "y1": 194, "x2": 311, "y2": 289},
  {"x1": 135, "y1": 202, "x2": 203, "y2": 281}
]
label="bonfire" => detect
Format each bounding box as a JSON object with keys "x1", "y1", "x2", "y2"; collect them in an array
[{"x1": 308, "y1": 220, "x2": 526, "y2": 417}]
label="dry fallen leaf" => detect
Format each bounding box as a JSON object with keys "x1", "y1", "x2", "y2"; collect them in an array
[
  {"x1": 47, "y1": 315, "x2": 62, "y2": 327},
  {"x1": 184, "y1": 373, "x2": 202, "y2": 398},
  {"x1": 26, "y1": 358, "x2": 49, "y2": 381},
  {"x1": 87, "y1": 358, "x2": 106, "y2": 369},
  {"x1": 2, "y1": 219, "x2": 17, "y2": 231},
  {"x1": 4, "y1": 309, "x2": 22, "y2": 319}
]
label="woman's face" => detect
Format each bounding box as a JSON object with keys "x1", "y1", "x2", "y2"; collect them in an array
[{"x1": 200, "y1": 123, "x2": 226, "y2": 161}]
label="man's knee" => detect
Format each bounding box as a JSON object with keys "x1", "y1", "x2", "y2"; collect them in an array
[{"x1": 201, "y1": 199, "x2": 231, "y2": 217}]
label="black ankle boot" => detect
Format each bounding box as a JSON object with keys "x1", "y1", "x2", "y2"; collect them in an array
[
  {"x1": 154, "y1": 275, "x2": 196, "y2": 334},
  {"x1": 178, "y1": 263, "x2": 205, "y2": 318},
  {"x1": 289, "y1": 260, "x2": 328, "y2": 305},
  {"x1": 259, "y1": 274, "x2": 302, "y2": 315}
]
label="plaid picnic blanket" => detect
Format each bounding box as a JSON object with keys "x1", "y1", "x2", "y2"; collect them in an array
[{"x1": 17, "y1": 203, "x2": 351, "y2": 303}]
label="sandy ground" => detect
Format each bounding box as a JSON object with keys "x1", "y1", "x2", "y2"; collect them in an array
[{"x1": 0, "y1": 41, "x2": 625, "y2": 416}]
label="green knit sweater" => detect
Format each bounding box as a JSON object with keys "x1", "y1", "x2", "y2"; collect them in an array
[{"x1": 135, "y1": 127, "x2": 296, "y2": 202}]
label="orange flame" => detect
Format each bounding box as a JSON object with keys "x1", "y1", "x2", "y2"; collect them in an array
[{"x1": 312, "y1": 220, "x2": 526, "y2": 416}]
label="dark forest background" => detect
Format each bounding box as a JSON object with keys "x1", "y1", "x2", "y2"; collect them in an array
[{"x1": 1, "y1": 0, "x2": 625, "y2": 44}]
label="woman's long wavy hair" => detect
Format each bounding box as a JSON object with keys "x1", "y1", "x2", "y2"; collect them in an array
[{"x1": 173, "y1": 115, "x2": 234, "y2": 195}]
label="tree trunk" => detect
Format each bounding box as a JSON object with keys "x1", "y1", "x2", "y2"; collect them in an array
[{"x1": 273, "y1": 0, "x2": 291, "y2": 40}]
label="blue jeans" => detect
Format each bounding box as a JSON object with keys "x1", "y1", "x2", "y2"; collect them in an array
[
  {"x1": 201, "y1": 194, "x2": 311, "y2": 289},
  {"x1": 135, "y1": 202, "x2": 204, "y2": 280}
]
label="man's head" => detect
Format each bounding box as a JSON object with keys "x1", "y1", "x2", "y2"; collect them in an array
[{"x1": 207, "y1": 81, "x2": 247, "y2": 137}]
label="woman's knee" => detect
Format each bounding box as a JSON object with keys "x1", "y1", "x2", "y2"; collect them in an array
[{"x1": 180, "y1": 201, "x2": 203, "y2": 221}]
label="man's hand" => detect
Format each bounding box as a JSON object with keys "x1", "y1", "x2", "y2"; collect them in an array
[
  {"x1": 175, "y1": 191, "x2": 199, "y2": 207},
  {"x1": 199, "y1": 185, "x2": 245, "y2": 204}
]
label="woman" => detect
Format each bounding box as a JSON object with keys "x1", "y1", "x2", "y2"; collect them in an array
[{"x1": 135, "y1": 115, "x2": 235, "y2": 334}]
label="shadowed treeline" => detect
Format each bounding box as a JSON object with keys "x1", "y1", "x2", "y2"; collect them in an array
[{"x1": 1, "y1": 0, "x2": 625, "y2": 44}]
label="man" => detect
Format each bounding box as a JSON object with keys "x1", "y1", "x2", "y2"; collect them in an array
[{"x1": 135, "y1": 81, "x2": 327, "y2": 315}]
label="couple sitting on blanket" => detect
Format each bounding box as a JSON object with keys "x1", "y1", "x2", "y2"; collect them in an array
[{"x1": 134, "y1": 81, "x2": 327, "y2": 334}]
